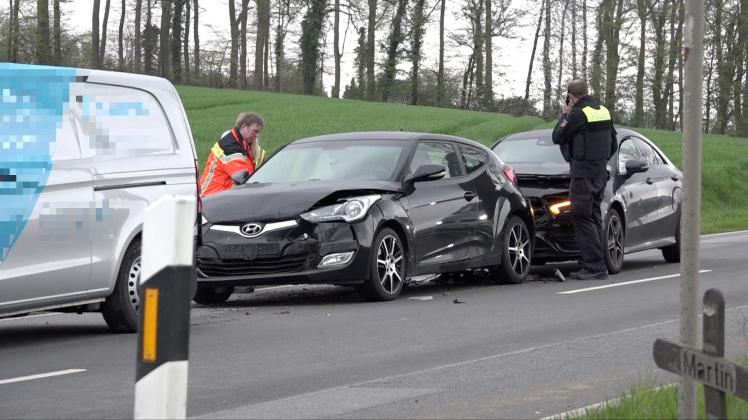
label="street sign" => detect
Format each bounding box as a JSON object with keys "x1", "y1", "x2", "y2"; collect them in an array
[{"x1": 654, "y1": 289, "x2": 748, "y2": 419}]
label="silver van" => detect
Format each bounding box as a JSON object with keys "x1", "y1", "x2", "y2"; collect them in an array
[{"x1": 0, "y1": 64, "x2": 199, "y2": 332}]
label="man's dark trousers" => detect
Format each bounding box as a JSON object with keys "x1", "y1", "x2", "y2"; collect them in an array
[{"x1": 570, "y1": 176, "x2": 606, "y2": 273}]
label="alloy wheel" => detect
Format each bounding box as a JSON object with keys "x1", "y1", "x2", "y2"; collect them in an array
[
  {"x1": 127, "y1": 256, "x2": 141, "y2": 314},
  {"x1": 607, "y1": 215, "x2": 624, "y2": 267},
  {"x1": 507, "y1": 222, "x2": 531, "y2": 276},
  {"x1": 376, "y1": 235, "x2": 404, "y2": 295}
]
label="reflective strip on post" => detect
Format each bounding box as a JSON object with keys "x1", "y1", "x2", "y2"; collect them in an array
[{"x1": 134, "y1": 195, "x2": 196, "y2": 420}]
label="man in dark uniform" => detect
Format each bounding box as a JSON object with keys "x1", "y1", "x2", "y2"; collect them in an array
[{"x1": 552, "y1": 79, "x2": 618, "y2": 280}]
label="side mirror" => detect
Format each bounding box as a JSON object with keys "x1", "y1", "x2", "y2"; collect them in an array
[
  {"x1": 624, "y1": 159, "x2": 649, "y2": 175},
  {"x1": 404, "y1": 164, "x2": 446, "y2": 184},
  {"x1": 231, "y1": 169, "x2": 250, "y2": 185}
]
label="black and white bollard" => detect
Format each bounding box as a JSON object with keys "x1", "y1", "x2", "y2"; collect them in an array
[{"x1": 134, "y1": 195, "x2": 196, "y2": 419}]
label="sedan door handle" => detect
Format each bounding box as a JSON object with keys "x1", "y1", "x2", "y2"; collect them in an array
[
  {"x1": 464, "y1": 191, "x2": 477, "y2": 201},
  {"x1": 645, "y1": 177, "x2": 654, "y2": 185}
]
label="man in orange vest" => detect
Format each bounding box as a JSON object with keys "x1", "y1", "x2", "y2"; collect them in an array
[{"x1": 199, "y1": 112, "x2": 268, "y2": 197}]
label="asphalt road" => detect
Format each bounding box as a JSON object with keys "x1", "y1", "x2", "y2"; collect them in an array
[{"x1": 2, "y1": 230, "x2": 748, "y2": 419}]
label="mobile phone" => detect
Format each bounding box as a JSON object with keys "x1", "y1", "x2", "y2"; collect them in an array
[{"x1": 565, "y1": 95, "x2": 571, "y2": 106}]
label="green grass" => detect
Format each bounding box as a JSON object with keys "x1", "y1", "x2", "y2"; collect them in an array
[
  {"x1": 177, "y1": 85, "x2": 748, "y2": 233},
  {"x1": 564, "y1": 382, "x2": 748, "y2": 419}
]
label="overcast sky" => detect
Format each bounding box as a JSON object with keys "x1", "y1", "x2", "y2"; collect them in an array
[{"x1": 10, "y1": 0, "x2": 540, "y2": 99}]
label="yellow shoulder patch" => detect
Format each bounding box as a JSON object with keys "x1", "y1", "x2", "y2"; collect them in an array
[{"x1": 582, "y1": 106, "x2": 611, "y2": 123}]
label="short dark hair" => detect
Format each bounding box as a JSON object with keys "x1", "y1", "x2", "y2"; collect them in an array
[{"x1": 567, "y1": 79, "x2": 588, "y2": 97}]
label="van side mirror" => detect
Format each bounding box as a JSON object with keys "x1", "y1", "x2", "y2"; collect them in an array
[
  {"x1": 404, "y1": 164, "x2": 446, "y2": 184},
  {"x1": 624, "y1": 159, "x2": 649, "y2": 175},
  {"x1": 231, "y1": 169, "x2": 250, "y2": 185}
]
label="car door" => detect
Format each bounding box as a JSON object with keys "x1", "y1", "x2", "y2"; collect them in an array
[
  {"x1": 458, "y1": 144, "x2": 495, "y2": 261},
  {"x1": 615, "y1": 137, "x2": 659, "y2": 247},
  {"x1": 405, "y1": 141, "x2": 477, "y2": 271},
  {"x1": 0, "y1": 109, "x2": 94, "y2": 315},
  {"x1": 634, "y1": 137, "x2": 680, "y2": 239}
]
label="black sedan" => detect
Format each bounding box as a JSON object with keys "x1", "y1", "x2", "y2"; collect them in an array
[
  {"x1": 195, "y1": 132, "x2": 534, "y2": 303},
  {"x1": 491, "y1": 128, "x2": 682, "y2": 274}
]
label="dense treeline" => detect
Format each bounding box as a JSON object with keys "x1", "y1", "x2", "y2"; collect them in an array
[{"x1": 1, "y1": 0, "x2": 747, "y2": 136}]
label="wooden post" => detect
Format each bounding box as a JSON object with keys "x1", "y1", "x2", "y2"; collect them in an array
[{"x1": 703, "y1": 289, "x2": 727, "y2": 419}]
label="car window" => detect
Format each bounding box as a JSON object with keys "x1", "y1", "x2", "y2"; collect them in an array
[
  {"x1": 618, "y1": 139, "x2": 642, "y2": 174},
  {"x1": 459, "y1": 145, "x2": 488, "y2": 174},
  {"x1": 70, "y1": 83, "x2": 175, "y2": 158},
  {"x1": 492, "y1": 135, "x2": 566, "y2": 164},
  {"x1": 633, "y1": 138, "x2": 664, "y2": 165},
  {"x1": 409, "y1": 142, "x2": 462, "y2": 178}
]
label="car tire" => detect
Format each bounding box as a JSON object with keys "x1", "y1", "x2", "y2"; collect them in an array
[
  {"x1": 661, "y1": 221, "x2": 681, "y2": 263},
  {"x1": 193, "y1": 286, "x2": 235, "y2": 305},
  {"x1": 603, "y1": 209, "x2": 625, "y2": 274},
  {"x1": 101, "y1": 238, "x2": 141, "y2": 333},
  {"x1": 359, "y1": 227, "x2": 405, "y2": 301},
  {"x1": 490, "y1": 216, "x2": 531, "y2": 284}
]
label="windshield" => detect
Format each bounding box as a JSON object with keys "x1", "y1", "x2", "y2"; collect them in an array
[
  {"x1": 492, "y1": 136, "x2": 566, "y2": 164},
  {"x1": 249, "y1": 140, "x2": 407, "y2": 183}
]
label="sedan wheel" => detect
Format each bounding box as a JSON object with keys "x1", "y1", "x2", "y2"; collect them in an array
[
  {"x1": 491, "y1": 216, "x2": 531, "y2": 284},
  {"x1": 359, "y1": 228, "x2": 405, "y2": 301},
  {"x1": 604, "y1": 210, "x2": 625, "y2": 274}
]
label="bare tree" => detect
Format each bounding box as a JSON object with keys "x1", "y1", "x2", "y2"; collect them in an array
[
  {"x1": 525, "y1": 0, "x2": 544, "y2": 100},
  {"x1": 193, "y1": 0, "x2": 199, "y2": 78},
  {"x1": 239, "y1": 0, "x2": 248, "y2": 88},
  {"x1": 633, "y1": 0, "x2": 654, "y2": 126},
  {"x1": 37, "y1": 0, "x2": 52, "y2": 64},
  {"x1": 381, "y1": 0, "x2": 408, "y2": 102},
  {"x1": 437, "y1": 0, "x2": 445, "y2": 106},
  {"x1": 590, "y1": 1, "x2": 604, "y2": 99},
  {"x1": 570, "y1": 0, "x2": 577, "y2": 76},
  {"x1": 100, "y1": 0, "x2": 111, "y2": 65},
  {"x1": 144, "y1": 0, "x2": 154, "y2": 74},
  {"x1": 582, "y1": 0, "x2": 587, "y2": 80},
  {"x1": 410, "y1": 0, "x2": 426, "y2": 105},
  {"x1": 556, "y1": 0, "x2": 570, "y2": 115},
  {"x1": 172, "y1": 0, "x2": 185, "y2": 82},
  {"x1": 92, "y1": 0, "x2": 101, "y2": 67},
  {"x1": 228, "y1": 0, "x2": 239, "y2": 86},
  {"x1": 485, "y1": 0, "x2": 493, "y2": 106},
  {"x1": 135, "y1": 0, "x2": 143, "y2": 72},
  {"x1": 254, "y1": 0, "x2": 270, "y2": 90},
  {"x1": 300, "y1": 0, "x2": 327, "y2": 95},
  {"x1": 737, "y1": 0, "x2": 748, "y2": 136},
  {"x1": 366, "y1": 0, "x2": 377, "y2": 99},
  {"x1": 159, "y1": 0, "x2": 170, "y2": 77},
  {"x1": 118, "y1": 0, "x2": 125, "y2": 70},
  {"x1": 332, "y1": 0, "x2": 341, "y2": 97},
  {"x1": 53, "y1": 0, "x2": 61, "y2": 64},
  {"x1": 184, "y1": 0, "x2": 190, "y2": 82},
  {"x1": 542, "y1": 0, "x2": 551, "y2": 118}
]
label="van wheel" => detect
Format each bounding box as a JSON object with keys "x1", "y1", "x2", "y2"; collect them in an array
[
  {"x1": 101, "y1": 238, "x2": 141, "y2": 333},
  {"x1": 490, "y1": 216, "x2": 531, "y2": 284},
  {"x1": 193, "y1": 286, "x2": 234, "y2": 305}
]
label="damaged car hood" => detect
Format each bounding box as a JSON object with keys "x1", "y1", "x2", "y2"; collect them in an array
[{"x1": 202, "y1": 180, "x2": 403, "y2": 223}]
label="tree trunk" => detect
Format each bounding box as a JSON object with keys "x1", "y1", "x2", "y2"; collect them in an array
[
  {"x1": 582, "y1": 0, "x2": 587, "y2": 80},
  {"x1": 100, "y1": 0, "x2": 111, "y2": 66},
  {"x1": 228, "y1": 0, "x2": 238, "y2": 86},
  {"x1": 7, "y1": 0, "x2": 12, "y2": 61},
  {"x1": 715, "y1": 0, "x2": 736, "y2": 134},
  {"x1": 53, "y1": 0, "x2": 61, "y2": 64},
  {"x1": 713, "y1": 0, "x2": 724, "y2": 132},
  {"x1": 172, "y1": 0, "x2": 184, "y2": 83},
  {"x1": 118, "y1": 0, "x2": 126, "y2": 70},
  {"x1": 263, "y1": 26, "x2": 269, "y2": 88},
  {"x1": 193, "y1": 0, "x2": 200, "y2": 78},
  {"x1": 254, "y1": 0, "x2": 269, "y2": 90},
  {"x1": 664, "y1": 0, "x2": 680, "y2": 129},
  {"x1": 590, "y1": 1, "x2": 604, "y2": 98},
  {"x1": 603, "y1": 0, "x2": 624, "y2": 115},
  {"x1": 437, "y1": 0, "x2": 446, "y2": 106},
  {"x1": 366, "y1": 0, "x2": 377, "y2": 100},
  {"x1": 274, "y1": 0, "x2": 288, "y2": 92},
  {"x1": 36, "y1": 0, "x2": 51, "y2": 64},
  {"x1": 332, "y1": 0, "x2": 341, "y2": 97},
  {"x1": 135, "y1": 0, "x2": 142, "y2": 72},
  {"x1": 461, "y1": 55, "x2": 475, "y2": 109},
  {"x1": 144, "y1": 0, "x2": 153, "y2": 74},
  {"x1": 92, "y1": 0, "x2": 101, "y2": 68},
  {"x1": 633, "y1": 0, "x2": 648, "y2": 127},
  {"x1": 484, "y1": 0, "x2": 493, "y2": 106},
  {"x1": 240, "y1": 0, "x2": 248, "y2": 88},
  {"x1": 159, "y1": 0, "x2": 171, "y2": 78},
  {"x1": 381, "y1": 0, "x2": 407, "y2": 102},
  {"x1": 472, "y1": 0, "x2": 485, "y2": 109},
  {"x1": 354, "y1": 27, "x2": 366, "y2": 96},
  {"x1": 737, "y1": 0, "x2": 748, "y2": 136},
  {"x1": 650, "y1": 1, "x2": 668, "y2": 129},
  {"x1": 183, "y1": 0, "x2": 190, "y2": 82},
  {"x1": 571, "y1": 0, "x2": 577, "y2": 77},
  {"x1": 525, "y1": 0, "x2": 544, "y2": 101},
  {"x1": 410, "y1": 0, "x2": 426, "y2": 105},
  {"x1": 556, "y1": 0, "x2": 570, "y2": 115},
  {"x1": 300, "y1": 0, "x2": 327, "y2": 95},
  {"x1": 542, "y1": 0, "x2": 552, "y2": 119}
]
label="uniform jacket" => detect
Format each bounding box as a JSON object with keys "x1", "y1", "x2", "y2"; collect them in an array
[
  {"x1": 199, "y1": 127, "x2": 267, "y2": 197},
  {"x1": 552, "y1": 95, "x2": 618, "y2": 179}
]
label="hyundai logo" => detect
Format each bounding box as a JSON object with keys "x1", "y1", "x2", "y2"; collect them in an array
[{"x1": 239, "y1": 223, "x2": 264, "y2": 238}]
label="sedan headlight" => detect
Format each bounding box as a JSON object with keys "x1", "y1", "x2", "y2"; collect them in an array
[
  {"x1": 301, "y1": 195, "x2": 381, "y2": 223},
  {"x1": 549, "y1": 200, "x2": 571, "y2": 216}
]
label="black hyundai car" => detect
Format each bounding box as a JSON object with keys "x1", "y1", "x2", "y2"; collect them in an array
[
  {"x1": 491, "y1": 128, "x2": 682, "y2": 274},
  {"x1": 195, "y1": 132, "x2": 534, "y2": 303}
]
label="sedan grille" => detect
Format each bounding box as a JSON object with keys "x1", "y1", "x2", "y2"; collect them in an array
[{"x1": 197, "y1": 255, "x2": 308, "y2": 277}]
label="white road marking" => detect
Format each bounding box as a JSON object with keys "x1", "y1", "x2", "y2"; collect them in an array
[
  {"x1": 0, "y1": 369, "x2": 86, "y2": 385},
  {"x1": 557, "y1": 270, "x2": 712, "y2": 295},
  {"x1": 701, "y1": 229, "x2": 748, "y2": 238}
]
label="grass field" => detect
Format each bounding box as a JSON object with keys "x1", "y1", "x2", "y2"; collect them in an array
[{"x1": 177, "y1": 85, "x2": 748, "y2": 233}]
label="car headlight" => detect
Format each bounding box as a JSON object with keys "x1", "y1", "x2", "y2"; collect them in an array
[
  {"x1": 301, "y1": 195, "x2": 381, "y2": 223},
  {"x1": 549, "y1": 200, "x2": 571, "y2": 216}
]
